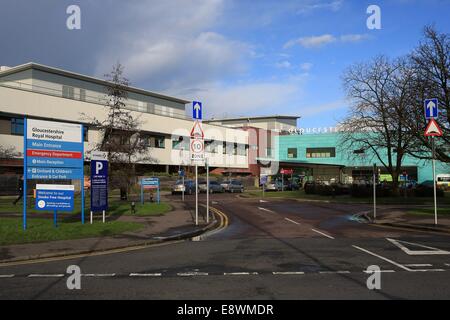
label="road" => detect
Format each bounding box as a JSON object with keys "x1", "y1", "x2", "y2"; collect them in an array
[{"x1": 1, "y1": 193, "x2": 450, "y2": 300}]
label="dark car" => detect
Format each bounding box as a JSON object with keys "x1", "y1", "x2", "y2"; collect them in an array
[
  {"x1": 224, "y1": 180, "x2": 244, "y2": 193},
  {"x1": 199, "y1": 180, "x2": 225, "y2": 193}
]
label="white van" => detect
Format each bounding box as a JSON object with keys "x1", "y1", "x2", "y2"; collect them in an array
[{"x1": 436, "y1": 174, "x2": 450, "y2": 190}]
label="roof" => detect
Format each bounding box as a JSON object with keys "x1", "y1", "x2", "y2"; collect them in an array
[
  {"x1": 0, "y1": 62, "x2": 190, "y2": 105},
  {"x1": 205, "y1": 115, "x2": 301, "y2": 123}
]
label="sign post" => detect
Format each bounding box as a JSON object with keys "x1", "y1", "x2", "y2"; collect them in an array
[
  {"x1": 23, "y1": 119, "x2": 84, "y2": 230},
  {"x1": 191, "y1": 101, "x2": 204, "y2": 226},
  {"x1": 140, "y1": 177, "x2": 160, "y2": 205},
  {"x1": 424, "y1": 99, "x2": 442, "y2": 226},
  {"x1": 90, "y1": 151, "x2": 109, "y2": 224},
  {"x1": 206, "y1": 158, "x2": 209, "y2": 224},
  {"x1": 373, "y1": 164, "x2": 377, "y2": 221}
]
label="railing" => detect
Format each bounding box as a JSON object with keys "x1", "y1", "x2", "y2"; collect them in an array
[{"x1": 0, "y1": 80, "x2": 191, "y2": 121}]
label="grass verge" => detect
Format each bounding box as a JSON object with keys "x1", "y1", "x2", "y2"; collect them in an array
[{"x1": 0, "y1": 218, "x2": 144, "y2": 246}]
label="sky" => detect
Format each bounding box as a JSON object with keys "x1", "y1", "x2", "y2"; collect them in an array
[{"x1": 0, "y1": 0, "x2": 449, "y2": 128}]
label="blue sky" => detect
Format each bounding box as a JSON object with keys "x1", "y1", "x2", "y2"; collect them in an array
[{"x1": 0, "y1": 0, "x2": 449, "y2": 128}]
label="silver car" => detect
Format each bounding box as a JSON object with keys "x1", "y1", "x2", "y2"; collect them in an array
[{"x1": 199, "y1": 181, "x2": 225, "y2": 193}]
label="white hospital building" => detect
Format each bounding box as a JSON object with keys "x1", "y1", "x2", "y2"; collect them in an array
[{"x1": 0, "y1": 63, "x2": 250, "y2": 192}]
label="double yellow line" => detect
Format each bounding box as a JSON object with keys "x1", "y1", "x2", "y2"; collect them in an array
[{"x1": 209, "y1": 206, "x2": 229, "y2": 233}]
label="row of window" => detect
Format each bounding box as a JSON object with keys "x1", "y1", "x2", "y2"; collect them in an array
[
  {"x1": 173, "y1": 137, "x2": 248, "y2": 156},
  {"x1": 288, "y1": 147, "x2": 337, "y2": 159}
]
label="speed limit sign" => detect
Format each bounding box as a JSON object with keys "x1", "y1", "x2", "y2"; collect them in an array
[{"x1": 190, "y1": 138, "x2": 205, "y2": 163}]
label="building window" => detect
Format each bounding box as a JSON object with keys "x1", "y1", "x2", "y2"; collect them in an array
[
  {"x1": 306, "y1": 147, "x2": 336, "y2": 158},
  {"x1": 83, "y1": 126, "x2": 89, "y2": 142},
  {"x1": 172, "y1": 136, "x2": 189, "y2": 150},
  {"x1": 11, "y1": 118, "x2": 24, "y2": 136},
  {"x1": 237, "y1": 144, "x2": 247, "y2": 156},
  {"x1": 288, "y1": 148, "x2": 297, "y2": 159},
  {"x1": 154, "y1": 135, "x2": 165, "y2": 149},
  {"x1": 80, "y1": 89, "x2": 86, "y2": 102},
  {"x1": 62, "y1": 85, "x2": 75, "y2": 99},
  {"x1": 205, "y1": 140, "x2": 218, "y2": 154}
]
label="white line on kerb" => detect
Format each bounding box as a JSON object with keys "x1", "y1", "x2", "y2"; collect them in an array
[
  {"x1": 311, "y1": 228, "x2": 335, "y2": 239},
  {"x1": 28, "y1": 274, "x2": 65, "y2": 278},
  {"x1": 319, "y1": 271, "x2": 351, "y2": 274},
  {"x1": 129, "y1": 273, "x2": 162, "y2": 277},
  {"x1": 0, "y1": 275, "x2": 15, "y2": 278},
  {"x1": 224, "y1": 272, "x2": 259, "y2": 276},
  {"x1": 404, "y1": 264, "x2": 433, "y2": 268},
  {"x1": 272, "y1": 272, "x2": 305, "y2": 275},
  {"x1": 177, "y1": 272, "x2": 209, "y2": 277},
  {"x1": 352, "y1": 245, "x2": 411, "y2": 271},
  {"x1": 363, "y1": 270, "x2": 396, "y2": 274},
  {"x1": 258, "y1": 207, "x2": 275, "y2": 214},
  {"x1": 285, "y1": 218, "x2": 301, "y2": 225}
]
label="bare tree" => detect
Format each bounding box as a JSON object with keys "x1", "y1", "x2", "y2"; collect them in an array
[
  {"x1": 404, "y1": 25, "x2": 450, "y2": 162},
  {"x1": 82, "y1": 63, "x2": 155, "y2": 199},
  {"x1": 340, "y1": 56, "x2": 416, "y2": 194},
  {"x1": 0, "y1": 145, "x2": 20, "y2": 159}
]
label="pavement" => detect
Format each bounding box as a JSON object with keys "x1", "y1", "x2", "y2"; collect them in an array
[
  {"x1": 0, "y1": 198, "x2": 218, "y2": 264},
  {"x1": 1, "y1": 193, "x2": 450, "y2": 299}
]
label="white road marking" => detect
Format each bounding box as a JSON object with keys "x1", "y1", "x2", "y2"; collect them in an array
[
  {"x1": 259, "y1": 200, "x2": 268, "y2": 203},
  {"x1": 177, "y1": 272, "x2": 209, "y2": 277},
  {"x1": 445, "y1": 264, "x2": 450, "y2": 267},
  {"x1": 212, "y1": 201, "x2": 219, "y2": 205},
  {"x1": 0, "y1": 275, "x2": 15, "y2": 278},
  {"x1": 352, "y1": 245, "x2": 411, "y2": 271},
  {"x1": 129, "y1": 273, "x2": 162, "y2": 277},
  {"x1": 386, "y1": 238, "x2": 450, "y2": 256},
  {"x1": 311, "y1": 228, "x2": 335, "y2": 239},
  {"x1": 82, "y1": 274, "x2": 116, "y2": 277},
  {"x1": 272, "y1": 272, "x2": 305, "y2": 275},
  {"x1": 284, "y1": 218, "x2": 301, "y2": 225},
  {"x1": 319, "y1": 271, "x2": 351, "y2": 274},
  {"x1": 404, "y1": 264, "x2": 433, "y2": 268},
  {"x1": 28, "y1": 274, "x2": 65, "y2": 278},
  {"x1": 258, "y1": 207, "x2": 275, "y2": 214},
  {"x1": 363, "y1": 270, "x2": 396, "y2": 274},
  {"x1": 224, "y1": 272, "x2": 259, "y2": 276}
]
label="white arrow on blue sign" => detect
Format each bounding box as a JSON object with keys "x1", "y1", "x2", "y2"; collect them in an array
[
  {"x1": 193, "y1": 101, "x2": 203, "y2": 120},
  {"x1": 425, "y1": 99, "x2": 439, "y2": 120}
]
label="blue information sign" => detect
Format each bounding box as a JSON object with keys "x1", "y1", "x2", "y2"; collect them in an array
[
  {"x1": 23, "y1": 119, "x2": 85, "y2": 230},
  {"x1": 425, "y1": 99, "x2": 439, "y2": 120},
  {"x1": 140, "y1": 177, "x2": 160, "y2": 204},
  {"x1": 35, "y1": 186, "x2": 74, "y2": 212},
  {"x1": 192, "y1": 101, "x2": 203, "y2": 120},
  {"x1": 91, "y1": 160, "x2": 108, "y2": 212}
]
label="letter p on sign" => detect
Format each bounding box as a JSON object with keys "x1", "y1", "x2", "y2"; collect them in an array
[{"x1": 96, "y1": 161, "x2": 103, "y2": 175}]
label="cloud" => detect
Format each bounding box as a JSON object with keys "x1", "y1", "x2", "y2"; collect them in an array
[
  {"x1": 284, "y1": 34, "x2": 337, "y2": 49},
  {"x1": 284, "y1": 33, "x2": 369, "y2": 49},
  {"x1": 340, "y1": 34, "x2": 370, "y2": 43},
  {"x1": 300, "y1": 63, "x2": 314, "y2": 71},
  {"x1": 300, "y1": 100, "x2": 346, "y2": 117},
  {"x1": 297, "y1": 0, "x2": 344, "y2": 14},
  {"x1": 94, "y1": 0, "x2": 251, "y2": 91},
  {"x1": 275, "y1": 61, "x2": 292, "y2": 69}
]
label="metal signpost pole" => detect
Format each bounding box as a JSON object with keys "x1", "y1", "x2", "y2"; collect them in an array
[
  {"x1": 432, "y1": 137, "x2": 438, "y2": 226},
  {"x1": 206, "y1": 158, "x2": 209, "y2": 224},
  {"x1": 141, "y1": 181, "x2": 144, "y2": 205},
  {"x1": 54, "y1": 210, "x2": 58, "y2": 228},
  {"x1": 373, "y1": 163, "x2": 377, "y2": 221},
  {"x1": 81, "y1": 124, "x2": 85, "y2": 225},
  {"x1": 23, "y1": 118, "x2": 28, "y2": 231},
  {"x1": 195, "y1": 164, "x2": 199, "y2": 226}
]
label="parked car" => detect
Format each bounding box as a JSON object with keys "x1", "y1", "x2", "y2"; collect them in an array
[
  {"x1": 199, "y1": 180, "x2": 225, "y2": 193},
  {"x1": 223, "y1": 180, "x2": 244, "y2": 193},
  {"x1": 265, "y1": 181, "x2": 282, "y2": 192},
  {"x1": 172, "y1": 179, "x2": 195, "y2": 195},
  {"x1": 437, "y1": 174, "x2": 450, "y2": 190}
]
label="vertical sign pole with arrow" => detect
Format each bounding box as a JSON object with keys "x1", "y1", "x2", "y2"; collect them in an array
[
  {"x1": 192, "y1": 101, "x2": 203, "y2": 226},
  {"x1": 424, "y1": 98, "x2": 442, "y2": 226}
]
